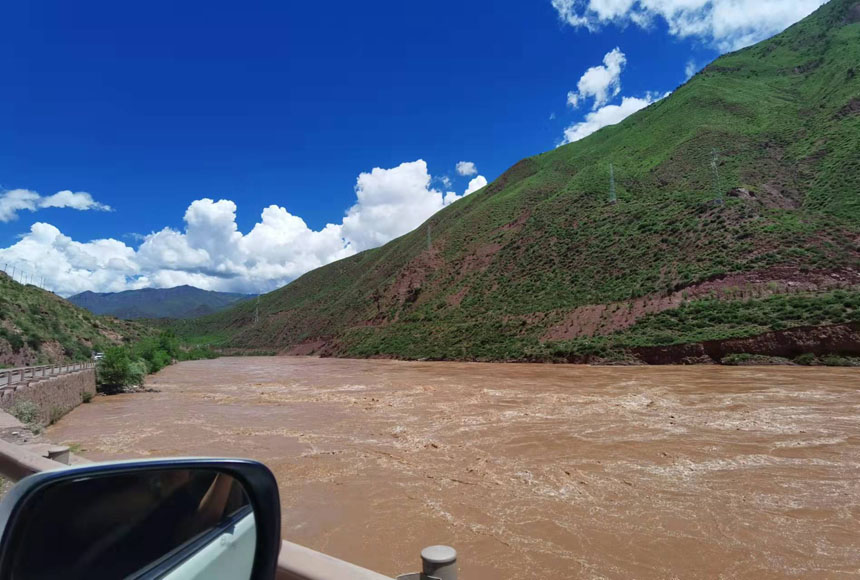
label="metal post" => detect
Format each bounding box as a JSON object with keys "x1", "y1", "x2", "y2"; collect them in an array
[
  {"x1": 609, "y1": 163, "x2": 617, "y2": 204},
  {"x1": 421, "y1": 546, "x2": 457, "y2": 580}
]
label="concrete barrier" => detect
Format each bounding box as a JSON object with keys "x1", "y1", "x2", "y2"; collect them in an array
[{"x1": 0, "y1": 367, "x2": 96, "y2": 425}]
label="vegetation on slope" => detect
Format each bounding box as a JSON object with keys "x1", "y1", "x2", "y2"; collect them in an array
[
  {"x1": 96, "y1": 331, "x2": 218, "y2": 392},
  {"x1": 177, "y1": 0, "x2": 860, "y2": 362},
  {"x1": 0, "y1": 272, "x2": 152, "y2": 367},
  {"x1": 69, "y1": 285, "x2": 253, "y2": 320}
]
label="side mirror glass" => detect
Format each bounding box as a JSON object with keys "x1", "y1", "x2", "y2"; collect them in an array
[{"x1": 0, "y1": 459, "x2": 280, "y2": 580}]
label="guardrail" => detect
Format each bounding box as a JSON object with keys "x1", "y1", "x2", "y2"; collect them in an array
[
  {"x1": 0, "y1": 362, "x2": 96, "y2": 388},
  {"x1": 0, "y1": 439, "x2": 397, "y2": 580}
]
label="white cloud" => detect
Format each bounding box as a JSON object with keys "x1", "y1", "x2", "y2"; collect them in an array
[
  {"x1": 684, "y1": 59, "x2": 698, "y2": 80},
  {"x1": 455, "y1": 161, "x2": 478, "y2": 176},
  {"x1": 560, "y1": 93, "x2": 659, "y2": 145},
  {"x1": 0, "y1": 188, "x2": 112, "y2": 222},
  {"x1": 559, "y1": 48, "x2": 664, "y2": 145},
  {"x1": 567, "y1": 47, "x2": 626, "y2": 109},
  {"x1": 464, "y1": 175, "x2": 488, "y2": 195},
  {"x1": 342, "y1": 160, "x2": 462, "y2": 252},
  {"x1": 551, "y1": 0, "x2": 826, "y2": 51},
  {"x1": 0, "y1": 160, "x2": 485, "y2": 295}
]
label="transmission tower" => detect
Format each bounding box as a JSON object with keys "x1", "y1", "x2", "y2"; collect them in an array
[
  {"x1": 711, "y1": 148, "x2": 723, "y2": 204},
  {"x1": 609, "y1": 163, "x2": 617, "y2": 204}
]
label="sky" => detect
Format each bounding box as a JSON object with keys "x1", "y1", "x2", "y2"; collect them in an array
[{"x1": 0, "y1": 0, "x2": 826, "y2": 296}]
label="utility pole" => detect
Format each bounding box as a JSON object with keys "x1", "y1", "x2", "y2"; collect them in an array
[
  {"x1": 711, "y1": 148, "x2": 723, "y2": 204},
  {"x1": 609, "y1": 163, "x2": 617, "y2": 204}
]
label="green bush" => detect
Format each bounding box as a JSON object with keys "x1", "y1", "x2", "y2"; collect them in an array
[
  {"x1": 48, "y1": 406, "x2": 64, "y2": 425},
  {"x1": 128, "y1": 359, "x2": 148, "y2": 386},
  {"x1": 10, "y1": 400, "x2": 39, "y2": 424},
  {"x1": 177, "y1": 346, "x2": 220, "y2": 361},
  {"x1": 721, "y1": 353, "x2": 790, "y2": 365},
  {"x1": 794, "y1": 353, "x2": 818, "y2": 366},
  {"x1": 821, "y1": 355, "x2": 860, "y2": 367},
  {"x1": 82, "y1": 391, "x2": 94, "y2": 403},
  {"x1": 0, "y1": 329, "x2": 24, "y2": 353},
  {"x1": 97, "y1": 347, "x2": 137, "y2": 389},
  {"x1": 150, "y1": 349, "x2": 172, "y2": 373},
  {"x1": 133, "y1": 331, "x2": 180, "y2": 373},
  {"x1": 721, "y1": 353, "x2": 754, "y2": 365}
]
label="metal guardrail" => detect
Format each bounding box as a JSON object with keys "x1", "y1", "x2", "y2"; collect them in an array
[{"x1": 0, "y1": 362, "x2": 95, "y2": 388}]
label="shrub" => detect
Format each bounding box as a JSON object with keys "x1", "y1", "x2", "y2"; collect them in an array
[
  {"x1": 82, "y1": 391, "x2": 94, "y2": 403},
  {"x1": 10, "y1": 400, "x2": 39, "y2": 424},
  {"x1": 721, "y1": 353, "x2": 754, "y2": 365},
  {"x1": 48, "y1": 406, "x2": 64, "y2": 425},
  {"x1": 97, "y1": 347, "x2": 142, "y2": 390},
  {"x1": 128, "y1": 359, "x2": 148, "y2": 387},
  {"x1": 133, "y1": 331, "x2": 179, "y2": 373},
  {"x1": 794, "y1": 353, "x2": 818, "y2": 366},
  {"x1": 148, "y1": 349, "x2": 172, "y2": 373},
  {"x1": 721, "y1": 353, "x2": 791, "y2": 365},
  {"x1": 177, "y1": 346, "x2": 220, "y2": 361},
  {"x1": 1, "y1": 330, "x2": 24, "y2": 353},
  {"x1": 821, "y1": 355, "x2": 860, "y2": 367}
]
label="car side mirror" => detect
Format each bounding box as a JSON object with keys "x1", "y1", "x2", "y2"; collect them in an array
[{"x1": 0, "y1": 458, "x2": 281, "y2": 580}]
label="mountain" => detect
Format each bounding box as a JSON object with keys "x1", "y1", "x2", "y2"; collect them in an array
[
  {"x1": 177, "y1": 0, "x2": 860, "y2": 363},
  {"x1": 0, "y1": 272, "x2": 152, "y2": 367},
  {"x1": 69, "y1": 286, "x2": 254, "y2": 320}
]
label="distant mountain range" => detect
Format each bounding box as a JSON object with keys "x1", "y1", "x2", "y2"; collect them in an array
[{"x1": 69, "y1": 285, "x2": 254, "y2": 319}]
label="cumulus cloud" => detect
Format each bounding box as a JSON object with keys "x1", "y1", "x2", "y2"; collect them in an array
[
  {"x1": 455, "y1": 161, "x2": 478, "y2": 176},
  {"x1": 567, "y1": 47, "x2": 626, "y2": 109},
  {"x1": 342, "y1": 160, "x2": 460, "y2": 252},
  {"x1": 0, "y1": 160, "x2": 486, "y2": 295},
  {"x1": 560, "y1": 94, "x2": 659, "y2": 145},
  {"x1": 464, "y1": 175, "x2": 488, "y2": 195},
  {"x1": 551, "y1": 0, "x2": 826, "y2": 51},
  {"x1": 0, "y1": 189, "x2": 111, "y2": 222},
  {"x1": 559, "y1": 48, "x2": 664, "y2": 145},
  {"x1": 685, "y1": 59, "x2": 699, "y2": 80}
]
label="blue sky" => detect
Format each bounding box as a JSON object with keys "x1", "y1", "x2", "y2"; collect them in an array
[{"x1": 0, "y1": 0, "x2": 825, "y2": 295}]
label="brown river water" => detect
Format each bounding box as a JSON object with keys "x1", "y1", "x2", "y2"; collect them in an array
[{"x1": 47, "y1": 357, "x2": 860, "y2": 579}]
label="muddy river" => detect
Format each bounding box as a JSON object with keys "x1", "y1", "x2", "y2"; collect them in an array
[{"x1": 48, "y1": 357, "x2": 859, "y2": 579}]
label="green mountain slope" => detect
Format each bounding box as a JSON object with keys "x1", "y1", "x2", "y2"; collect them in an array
[
  {"x1": 69, "y1": 285, "x2": 253, "y2": 320},
  {"x1": 178, "y1": 0, "x2": 860, "y2": 362},
  {"x1": 0, "y1": 272, "x2": 152, "y2": 367}
]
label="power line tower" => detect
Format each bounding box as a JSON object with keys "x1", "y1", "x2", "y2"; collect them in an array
[
  {"x1": 609, "y1": 163, "x2": 617, "y2": 204},
  {"x1": 710, "y1": 148, "x2": 723, "y2": 204}
]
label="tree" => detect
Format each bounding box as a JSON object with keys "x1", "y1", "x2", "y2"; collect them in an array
[{"x1": 97, "y1": 347, "x2": 145, "y2": 391}]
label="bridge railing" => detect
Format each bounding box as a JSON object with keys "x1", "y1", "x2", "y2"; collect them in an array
[{"x1": 0, "y1": 362, "x2": 96, "y2": 388}]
